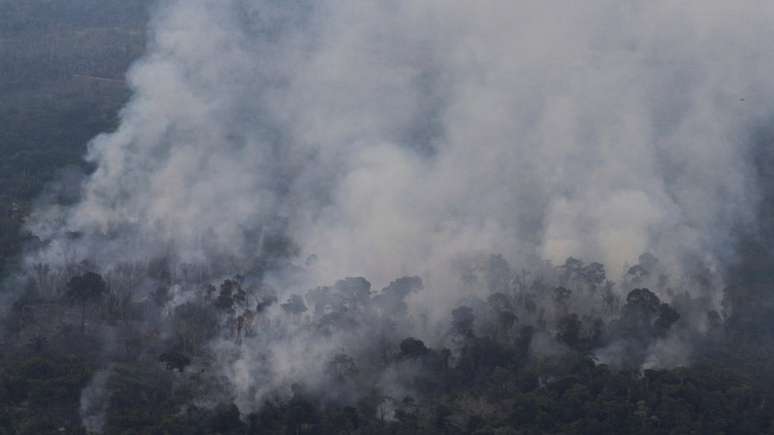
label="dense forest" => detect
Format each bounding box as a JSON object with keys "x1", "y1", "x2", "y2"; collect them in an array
[
  {"x1": 5, "y1": 2, "x2": 774, "y2": 435},
  {"x1": 6, "y1": 248, "x2": 774, "y2": 435}
]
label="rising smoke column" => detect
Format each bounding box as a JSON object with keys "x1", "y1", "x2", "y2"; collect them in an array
[{"x1": 26, "y1": 0, "x2": 774, "y2": 310}]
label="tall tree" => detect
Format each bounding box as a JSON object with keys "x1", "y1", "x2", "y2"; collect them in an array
[{"x1": 65, "y1": 271, "x2": 107, "y2": 334}]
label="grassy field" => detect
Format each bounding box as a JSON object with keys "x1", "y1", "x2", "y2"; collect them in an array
[{"x1": 0, "y1": 1, "x2": 151, "y2": 275}]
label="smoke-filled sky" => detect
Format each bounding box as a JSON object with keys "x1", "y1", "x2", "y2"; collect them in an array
[{"x1": 27, "y1": 0, "x2": 774, "y2": 306}]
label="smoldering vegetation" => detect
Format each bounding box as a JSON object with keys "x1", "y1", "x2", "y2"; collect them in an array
[
  {"x1": 5, "y1": 0, "x2": 774, "y2": 434},
  {"x1": 3, "y1": 248, "x2": 771, "y2": 434}
]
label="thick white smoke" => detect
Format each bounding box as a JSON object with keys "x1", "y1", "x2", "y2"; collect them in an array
[{"x1": 27, "y1": 0, "x2": 774, "y2": 310}]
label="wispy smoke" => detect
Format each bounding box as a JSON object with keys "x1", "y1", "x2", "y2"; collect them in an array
[
  {"x1": 80, "y1": 367, "x2": 111, "y2": 434},
  {"x1": 28, "y1": 1, "x2": 773, "y2": 297},
  {"x1": 23, "y1": 0, "x2": 774, "y2": 402}
]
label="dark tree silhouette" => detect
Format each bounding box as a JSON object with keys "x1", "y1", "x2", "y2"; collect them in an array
[
  {"x1": 159, "y1": 351, "x2": 192, "y2": 373},
  {"x1": 65, "y1": 271, "x2": 107, "y2": 334},
  {"x1": 557, "y1": 313, "x2": 582, "y2": 350},
  {"x1": 582, "y1": 262, "x2": 606, "y2": 287},
  {"x1": 399, "y1": 337, "x2": 429, "y2": 359},
  {"x1": 452, "y1": 306, "x2": 475, "y2": 337}
]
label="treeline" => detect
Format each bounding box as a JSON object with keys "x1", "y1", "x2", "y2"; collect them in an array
[{"x1": 3, "y1": 253, "x2": 774, "y2": 434}]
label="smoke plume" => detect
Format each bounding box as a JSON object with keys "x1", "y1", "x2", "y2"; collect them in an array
[{"x1": 21, "y1": 0, "x2": 774, "y2": 417}]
